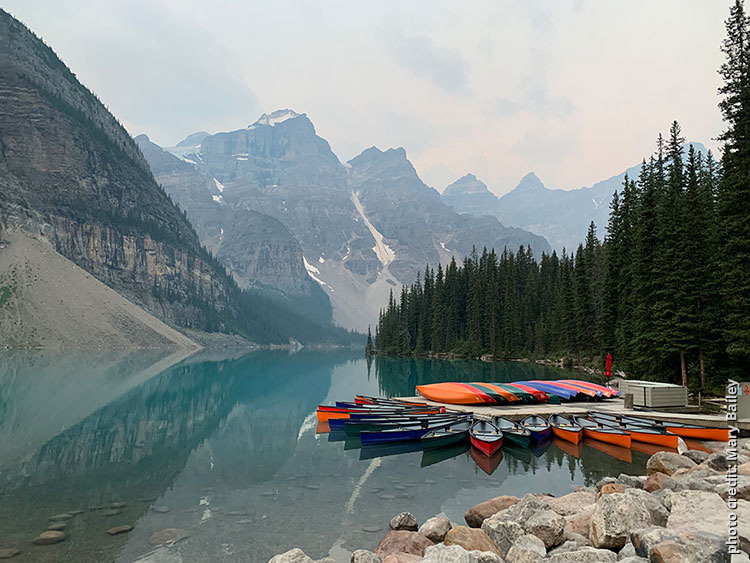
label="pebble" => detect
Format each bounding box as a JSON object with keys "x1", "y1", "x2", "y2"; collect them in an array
[
  {"x1": 46, "y1": 522, "x2": 67, "y2": 531},
  {"x1": 48, "y1": 513, "x2": 73, "y2": 521},
  {"x1": 33, "y1": 531, "x2": 65, "y2": 545},
  {"x1": 110, "y1": 502, "x2": 126, "y2": 509},
  {"x1": 151, "y1": 506, "x2": 170, "y2": 513},
  {"x1": 107, "y1": 525, "x2": 133, "y2": 536},
  {"x1": 68, "y1": 510, "x2": 84, "y2": 516},
  {"x1": 101, "y1": 509, "x2": 122, "y2": 517},
  {"x1": 0, "y1": 547, "x2": 20, "y2": 559},
  {"x1": 305, "y1": 485, "x2": 320, "y2": 490},
  {"x1": 379, "y1": 494, "x2": 396, "y2": 500},
  {"x1": 237, "y1": 519, "x2": 253, "y2": 525}
]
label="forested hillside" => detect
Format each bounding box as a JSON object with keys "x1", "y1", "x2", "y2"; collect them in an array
[{"x1": 375, "y1": 1, "x2": 750, "y2": 387}]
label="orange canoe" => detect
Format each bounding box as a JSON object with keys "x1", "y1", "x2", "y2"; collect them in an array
[
  {"x1": 316, "y1": 407, "x2": 442, "y2": 422},
  {"x1": 561, "y1": 380, "x2": 618, "y2": 397},
  {"x1": 551, "y1": 426, "x2": 582, "y2": 444},
  {"x1": 549, "y1": 414, "x2": 583, "y2": 444},
  {"x1": 664, "y1": 425, "x2": 731, "y2": 442},
  {"x1": 581, "y1": 427, "x2": 631, "y2": 448},
  {"x1": 417, "y1": 382, "x2": 497, "y2": 404}
]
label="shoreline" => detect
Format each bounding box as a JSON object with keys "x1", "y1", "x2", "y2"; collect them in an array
[{"x1": 270, "y1": 439, "x2": 750, "y2": 563}]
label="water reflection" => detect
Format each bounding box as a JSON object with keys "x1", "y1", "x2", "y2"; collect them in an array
[{"x1": 0, "y1": 351, "x2": 649, "y2": 563}]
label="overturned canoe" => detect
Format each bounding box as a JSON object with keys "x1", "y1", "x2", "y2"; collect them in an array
[{"x1": 416, "y1": 382, "x2": 519, "y2": 405}]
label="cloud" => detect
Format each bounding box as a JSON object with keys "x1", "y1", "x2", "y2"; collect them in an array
[
  {"x1": 380, "y1": 26, "x2": 469, "y2": 93},
  {"x1": 485, "y1": 85, "x2": 575, "y2": 119}
]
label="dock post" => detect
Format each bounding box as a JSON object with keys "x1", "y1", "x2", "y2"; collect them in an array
[{"x1": 624, "y1": 393, "x2": 634, "y2": 410}]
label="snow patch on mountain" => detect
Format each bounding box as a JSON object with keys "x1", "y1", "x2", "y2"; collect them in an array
[
  {"x1": 249, "y1": 109, "x2": 301, "y2": 129},
  {"x1": 304, "y1": 256, "x2": 330, "y2": 288},
  {"x1": 213, "y1": 178, "x2": 225, "y2": 193},
  {"x1": 351, "y1": 191, "x2": 396, "y2": 266}
]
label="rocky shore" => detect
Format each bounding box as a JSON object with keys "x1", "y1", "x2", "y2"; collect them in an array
[{"x1": 270, "y1": 439, "x2": 750, "y2": 563}]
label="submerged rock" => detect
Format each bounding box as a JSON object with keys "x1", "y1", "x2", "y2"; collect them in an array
[
  {"x1": 0, "y1": 547, "x2": 20, "y2": 559},
  {"x1": 107, "y1": 525, "x2": 133, "y2": 535},
  {"x1": 464, "y1": 496, "x2": 519, "y2": 528},
  {"x1": 389, "y1": 512, "x2": 418, "y2": 532},
  {"x1": 48, "y1": 513, "x2": 73, "y2": 521},
  {"x1": 151, "y1": 506, "x2": 170, "y2": 513},
  {"x1": 32, "y1": 531, "x2": 65, "y2": 545},
  {"x1": 46, "y1": 521, "x2": 67, "y2": 531},
  {"x1": 418, "y1": 516, "x2": 452, "y2": 543},
  {"x1": 149, "y1": 528, "x2": 189, "y2": 546}
]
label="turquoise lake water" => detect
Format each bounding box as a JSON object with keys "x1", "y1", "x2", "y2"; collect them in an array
[{"x1": 0, "y1": 350, "x2": 651, "y2": 562}]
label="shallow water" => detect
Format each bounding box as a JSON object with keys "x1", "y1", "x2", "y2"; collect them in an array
[{"x1": 0, "y1": 350, "x2": 650, "y2": 562}]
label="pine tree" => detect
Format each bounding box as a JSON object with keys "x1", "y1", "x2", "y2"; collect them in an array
[{"x1": 365, "y1": 325, "x2": 375, "y2": 356}]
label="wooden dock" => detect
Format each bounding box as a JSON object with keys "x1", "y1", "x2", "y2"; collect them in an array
[{"x1": 398, "y1": 396, "x2": 750, "y2": 433}]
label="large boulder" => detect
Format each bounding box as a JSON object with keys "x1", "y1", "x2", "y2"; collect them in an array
[
  {"x1": 390, "y1": 512, "x2": 418, "y2": 532},
  {"x1": 351, "y1": 550, "x2": 382, "y2": 563},
  {"x1": 480, "y1": 519, "x2": 524, "y2": 557},
  {"x1": 646, "y1": 452, "x2": 696, "y2": 476},
  {"x1": 630, "y1": 527, "x2": 729, "y2": 562},
  {"x1": 464, "y1": 496, "x2": 519, "y2": 528},
  {"x1": 525, "y1": 507, "x2": 566, "y2": 548},
  {"x1": 546, "y1": 491, "x2": 596, "y2": 516},
  {"x1": 482, "y1": 494, "x2": 565, "y2": 549},
  {"x1": 563, "y1": 505, "x2": 595, "y2": 539},
  {"x1": 706, "y1": 450, "x2": 750, "y2": 471},
  {"x1": 375, "y1": 531, "x2": 433, "y2": 558},
  {"x1": 590, "y1": 493, "x2": 651, "y2": 549},
  {"x1": 269, "y1": 549, "x2": 314, "y2": 563},
  {"x1": 504, "y1": 534, "x2": 546, "y2": 563},
  {"x1": 418, "y1": 516, "x2": 452, "y2": 543},
  {"x1": 623, "y1": 489, "x2": 669, "y2": 527},
  {"x1": 667, "y1": 490, "x2": 750, "y2": 549},
  {"x1": 682, "y1": 450, "x2": 709, "y2": 464},
  {"x1": 546, "y1": 547, "x2": 617, "y2": 562},
  {"x1": 715, "y1": 475, "x2": 750, "y2": 502},
  {"x1": 444, "y1": 527, "x2": 502, "y2": 556}
]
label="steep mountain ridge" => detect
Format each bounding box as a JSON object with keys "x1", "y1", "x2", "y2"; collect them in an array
[
  {"x1": 0, "y1": 9, "x2": 348, "y2": 345},
  {"x1": 147, "y1": 114, "x2": 550, "y2": 330}
]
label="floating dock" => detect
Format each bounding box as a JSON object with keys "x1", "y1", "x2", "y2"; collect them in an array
[{"x1": 397, "y1": 395, "x2": 750, "y2": 433}]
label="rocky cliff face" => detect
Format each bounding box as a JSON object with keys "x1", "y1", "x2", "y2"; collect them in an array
[
  {"x1": 150, "y1": 111, "x2": 549, "y2": 330},
  {"x1": 0, "y1": 11, "x2": 348, "y2": 344}
]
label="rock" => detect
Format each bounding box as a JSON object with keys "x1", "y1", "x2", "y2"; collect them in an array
[
  {"x1": 590, "y1": 493, "x2": 651, "y2": 549},
  {"x1": 616, "y1": 474, "x2": 645, "y2": 489},
  {"x1": 617, "y1": 558, "x2": 648, "y2": 563},
  {"x1": 505, "y1": 534, "x2": 545, "y2": 563},
  {"x1": 545, "y1": 491, "x2": 596, "y2": 516},
  {"x1": 630, "y1": 526, "x2": 730, "y2": 562},
  {"x1": 623, "y1": 489, "x2": 669, "y2": 527},
  {"x1": 110, "y1": 502, "x2": 126, "y2": 509},
  {"x1": 707, "y1": 450, "x2": 750, "y2": 471},
  {"x1": 563, "y1": 505, "x2": 594, "y2": 539},
  {"x1": 0, "y1": 548, "x2": 20, "y2": 559},
  {"x1": 107, "y1": 525, "x2": 133, "y2": 535},
  {"x1": 269, "y1": 549, "x2": 315, "y2": 563},
  {"x1": 595, "y1": 477, "x2": 617, "y2": 491},
  {"x1": 101, "y1": 509, "x2": 122, "y2": 517},
  {"x1": 738, "y1": 461, "x2": 750, "y2": 475},
  {"x1": 381, "y1": 554, "x2": 421, "y2": 563},
  {"x1": 524, "y1": 506, "x2": 566, "y2": 548},
  {"x1": 418, "y1": 516, "x2": 452, "y2": 543},
  {"x1": 46, "y1": 521, "x2": 67, "y2": 531},
  {"x1": 464, "y1": 496, "x2": 519, "y2": 528},
  {"x1": 149, "y1": 528, "x2": 190, "y2": 546},
  {"x1": 444, "y1": 527, "x2": 502, "y2": 556},
  {"x1": 32, "y1": 531, "x2": 65, "y2": 545},
  {"x1": 375, "y1": 531, "x2": 433, "y2": 558},
  {"x1": 48, "y1": 513, "x2": 73, "y2": 521},
  {"x1": 468, "y1": 551, "x2": 504, "y2": 563},
  {"x1": 547, "y1": 547, "x2": 618, "y2": 562},
  {"x1": 151, "y1": 505, "x2": 170, "y2": 513},
  {"x1": 598, "y1": 483, "x2": 625, "y2": 497},
  {"x1": 315, "y1": 558, "x2": 335, "y2": 563},
  {"x1": 682, "y1": 450, "x2": 709, "y2": 464},
  {"x1": 389, "y1": 512, "x2": 418, "y2": 532},
  {"x1": 547, "y1": 541, "x2": 579, "y2": 556},
  {"x1": 618, "y1": 542, "x2": 636, "y2": 560},
  {"x1": 351, "y1": 550, "x2": 382, "y2": 563},
  {"x1": 480, "y1": 519, "x2": 524, "y2": 557},
  {"x1": 420, "y1": 544, "x2": 474, "y2": 563},
  {"x1": 667, "y1": 489, "x2": 750, "y2": 551},
  {"x1": 715, "y1": 475, "x2": 750, "y2": 501},
  {"x1": 643, "y1": 472, "x2": 668, "y2": 492},
  {"x1": 646, "y1": 452, "x2": 696, "y2": 476}
]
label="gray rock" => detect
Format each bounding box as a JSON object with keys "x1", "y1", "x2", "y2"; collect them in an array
[
  {"x1": 46, "y1": 521, "x2": 67, "y2": 531},
  {"x1": 350, "y1": 550, "x2": 382, "y2": 563},
  {"x1": 0, "y1": 548, "x2": 20, "y2": 559},
  {"x1": 464, "y1": 496, "x2": 519, "y2": 528},
  {"x1": 617, "y1": 558, "x2": 648, "y2": 563},
  {"x1": 715, "y1": 475, "x2": 750, "y2": 501},
  {"x1": 616, "y1": 474, "x2": 645, "y2": 489},
  {"x1": 418, "y1": 516, "x2": 452, "y2": 543},
  {"x1": 631, "y1": 526, "x2": 729, "y2": 562},
  {"x1": 504, "y1": 534, "x2": 545, "y2": 563},
  {"x1": 110, "y1": 502, "x2": 126, "y2": 509},
  {"x1": 420, "y1": 544, "x2": 474, "y2": 563},
  {"x1": 565, "y1": 532, "x2": 591, "y2": 547},
  {"x1": 151, "y1": 505, "x2": 170, "y2": 513},
  {"x1": 48, "y1": 513, "x2": 73, "y2": 521},
  {"x1": 269, "y1": 549, "x2": 315, "y2": 563},
  {"x1": 524, "y1": 506, "x2": 566, "y2": 548},
  {"x1": 707, "y1": 450, "x2": 749, "y2": 471},
  {"x1": 390, "y1": 512, "x2": 418, "y2": 532},
  {"x1": 480, "y1": 519, "x2": 524, "y2": 557},
  {"x1": 617, "y1": 542, "x2": 636, "y2": 560},
  {"x1": 595, "y1": 477, "x2": 617, "y2": 491},
  {"x1": 590, "y1": 493, "x2": 651, "y2": 549},
  {"x1": 107, "y1": 525, "x2": 133, "y2": 535},
  {"x1": 101, "y1": 509, "x2": 123, "y2": 517},
  {"x1": 651, "y1": 488, "x2": 673, "y2": 511},
  {"x1": 646, "y1": 451, "x2": 696, "y2": 476},
  {"x1": 547, "y1": 541, "x2": 579, "y2": 556},
  {"x1": 468, "y1": 551, "x2": 504, "y2": 563},
  {"x1": 682, "y1": 449, "x2": 709, "y2": 464},
  {"x1": 623, "y1": 488, "x2": 669, "y2": 526},
  {"x1": 32, "y1": 531, "x2": 65, "y2": 545},
  {"x1": 545, "y1": 491, "x2": 596, "y2": 516},
  {"x1": 546, "y1": 547, "x2": 617, "y2": 562}
]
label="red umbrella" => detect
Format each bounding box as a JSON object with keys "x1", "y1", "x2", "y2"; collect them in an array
[{"x1": 605, "y1": 353, "x2": 613, "y2": 378}]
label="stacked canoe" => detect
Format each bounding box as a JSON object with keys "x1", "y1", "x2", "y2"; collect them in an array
[{"x1": 415, "y1": 379, "x2": 618, "y2": 405}]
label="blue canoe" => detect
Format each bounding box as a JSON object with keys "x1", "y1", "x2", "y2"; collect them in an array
[
  {"x1": 517, "y1": 381, "x2": 577, "y2": 401},
  {"x1": 521, "y1": 415, "x2": 552, "y2": 442},
  {"x1": 359, "y1": 419, "x2": 464, "y2": 446}
]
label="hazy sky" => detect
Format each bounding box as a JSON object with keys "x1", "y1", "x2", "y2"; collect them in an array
[{"x1": 3, "y1": 1, "x2": 731, "y2": 194}]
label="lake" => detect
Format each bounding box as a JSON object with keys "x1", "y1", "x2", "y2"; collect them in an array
[{"x1": 0, "y1": 350, "x2": 651, "y2": 562}]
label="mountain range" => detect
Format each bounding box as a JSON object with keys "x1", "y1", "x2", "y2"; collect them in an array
[
  {"x1": 139, "y1": 110, "x2": 550, "y2": 331},
  {"x1": 442, "y1": 143, "x2": 708, "y2": 252}
]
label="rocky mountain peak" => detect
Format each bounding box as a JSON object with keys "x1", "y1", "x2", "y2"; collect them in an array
[
  {"x1": 176, "y1": 131, "x2": 210, "y2": 147},
  {"x1": 515, "y1": 172, "x2": 546, "y2": 192},
  {"x1": 249, "y1": 109, "x2": 304, "y2": 129},
  {"x1": 443, "y1": 173, "x2": 490, "y2": 196}
]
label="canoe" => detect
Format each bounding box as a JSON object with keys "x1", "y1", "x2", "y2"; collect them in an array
[
  {"x1": 470, "y1": 420, "x2": 503, "y2": 456},
  {"x1": 492, "y1": 417, "x2": 532, "y2": 448},
  {"x1": 341, "y1": 416, "x2": 470, "y2": 436},
  {"x1": 556, "y1": 381, "x2": 604, "y2": 398},
  {"x1": 518, "y1": 381, "x2": 577, "y2": 401},
  {"x1": 471, "y1": 447, "x2": 504, "y2": 475},
  {"x1": 549, "y1": 414, "x2": 583, "y2": 444},
  {"x1": 416, "y1": 382, "x2": 497, "y2": 404},
  {"x1": 487, "y1": 382, "x2": 535, "y2": 403},
  {"x1": 468, "y1": 382, "x2": 521, "y2": 403},
  {"x1": 589, "y1": 411, "x2": 731, "y2": 442},
  {"x1": 533, "y1": 380, "x2": 597, "y2": 398},
  {"x1": 505, "y1": 382, "x2": 549, "y2": 402},
  {"x1": 317, "y1": 406, "x2": 442, "y2": 422},
  {"x1": 355, "y1": 396, "x2": 429, "y2": 407},
  {"x1": 521, "y1": 415, "x2": 552, "y2": 442},
  {"x1": 588, "y1": 413, "x2": 681, "y2": 448},
  {"x1": 421, "y1": 420, "x2": 472, "y2": 450},
  {"x1": 421, "y1": 442, "x2": 470, "y2": 467},
  {"x1": 360, "y1": 418, "x2": 462, "y2": 446},
  {"x1": 574, "y1": 416, "x2": 631, "y2": 448},
  {"x1": 561, "y1": 380, "x2": 619, "y2": 397}
]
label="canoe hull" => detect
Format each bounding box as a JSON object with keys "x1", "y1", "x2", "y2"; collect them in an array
[
  {"x1": 470, "y1": 434, "x2": 503, "y2": 456},
  {"x1": 360, "y1": 427, "x2": 430, "y2": 446},
  {"x1": 421, "y1": 430, "x2": 468, "y2": 450},
  {"x1": 665, "y1": 426, "x2": 730, "y2": 442},
  {"x1": 582, "y1": 427, "x2": 631, "y2": 448},
  {"x1": 551, "y1": 426, "x2": 582, "y2": 444},
  {"x1": 504, "y1": 430, "x2": 532, "y2": 448}
]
